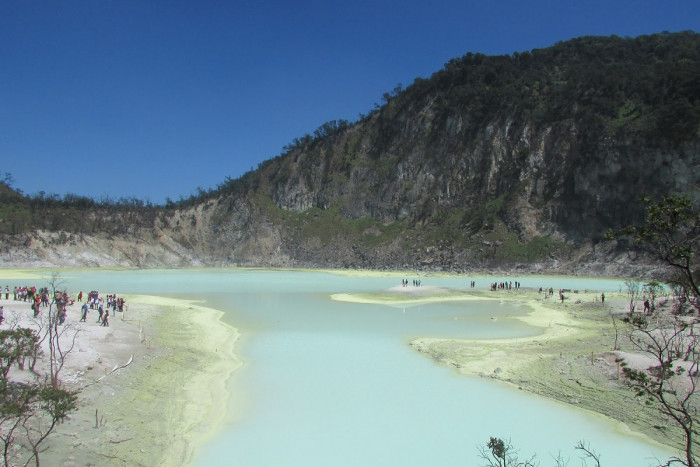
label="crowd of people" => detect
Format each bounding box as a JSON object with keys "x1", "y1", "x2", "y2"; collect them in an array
[
  {"x1": 393, "y1": 279, "x2": 609, "y2": 306},
  {"x1": 1, "y1": 285, "x2": 126, "y2": 327},
  {"x1": 401, "y1": 279, "x2": 423, "y2": 287},
  {"x1": 490, "y1": 280, "x2": 521, "y2": 291}
]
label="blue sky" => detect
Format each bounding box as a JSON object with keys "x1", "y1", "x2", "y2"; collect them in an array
[{"x1": 1, "y1": 1, "x2": 698, "y2": 204}]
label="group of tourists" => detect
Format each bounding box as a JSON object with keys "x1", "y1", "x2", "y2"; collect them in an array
[
  {"x1": 490, "y1": 281, "x2": 521, "y2": 291},
  {"x1": 6, "y1": 285, "x2": 38, "y2": 302},
  {"x1": 77, "y1": 291, "x2": 126, "y2": 327},
  {"x1": 1, "y1": 285, "x2": 126, "y2": 327},
  {"x1": 538, "y1": 286, "x2": 567, "y2": 302},
  {"x1": 536, "y1": 286, "x2": 600, "y2": 304},
  {"x1": 402, "y1": 279, "x2": 423, "y2": 287},
  {"x1": 51, "y1": 290, "x2": 72, "y2": 323}
]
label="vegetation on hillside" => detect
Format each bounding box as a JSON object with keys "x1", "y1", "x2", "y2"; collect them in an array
[
  {"x1": 186, "y1": 31, "x2": 700, "y2": 203},
  {"x1": 0, "y1": 175, "x2": 158, "y2": 235},
  {"x1": 1, "y1": 32, "x2": 698, "y2": 269},
  {"x1": 426, "y1": 32, "x2": 699, "y2": 139}
]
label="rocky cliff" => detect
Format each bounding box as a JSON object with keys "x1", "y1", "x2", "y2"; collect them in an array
[{"x1": 1, "y1": 32, "x2": 698, "y2": 275}]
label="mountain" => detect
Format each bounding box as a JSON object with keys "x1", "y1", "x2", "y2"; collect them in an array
[{"x1": 1, "y1": 32, "x2": 699, "y2": 274}]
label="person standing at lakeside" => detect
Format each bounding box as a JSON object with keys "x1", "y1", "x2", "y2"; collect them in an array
[{"x1": 80, "y1": 302, "x2": 89, "y2": 322}]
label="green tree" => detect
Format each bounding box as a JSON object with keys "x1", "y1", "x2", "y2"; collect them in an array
[
  {"x1": 0, "y1": 328, "x2": 78, "y2": 466},
  {"x1": 610, "y1": 195, "x2": 700, "y2": 466},
  {"x1": 23, "y1": 385, "x2": 78, "y2": 466},
  {"x1": 609, "y1": 195, "x2": 700, "y2": 311},
  {"x1": 0, "y1": 328, "x2": 38, "y2": 380}
]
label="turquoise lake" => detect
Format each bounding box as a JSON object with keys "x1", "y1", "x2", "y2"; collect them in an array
[{"x1": 1, "y1": 269, "x2": 675, "y2": 466}]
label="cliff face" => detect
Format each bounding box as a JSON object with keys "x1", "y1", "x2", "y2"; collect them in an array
[
  {"x1": 241, "y1": 116, "x2": 697, "y2": 272},
  {"x1": 1, "y1": 33, "x2": 699, "y2": 274},
  {"x1": 267, "y1": 116, "x2": 699, "y2": 240}
]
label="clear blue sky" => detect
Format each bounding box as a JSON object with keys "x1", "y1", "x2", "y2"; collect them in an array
[{"x1": 1, "y1": 1, "x2": 698, "y2": 204}]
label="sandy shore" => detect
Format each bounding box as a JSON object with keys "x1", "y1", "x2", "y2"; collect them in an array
[{"x1": 0, "y1": 292, "x2": 239, "y2": 466}]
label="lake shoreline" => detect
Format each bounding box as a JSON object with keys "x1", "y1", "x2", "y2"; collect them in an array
[
  {"x1": 68, "y1": 295, "x2": 241, "y2": 466},
  {"x1": 0, "y1": 268, "x2": 679, "y2": 464},
  {"x1": 0, "y1": 273, "x2": 240, "y2": 466},
  {"x1": 335, "y1": 284, "x2": 679, "y2": 455},
  {"x1": 127, "y1": 296, "x2": 242, "y2": 466},
  {"x1": 413, "y1": 291, "x2": 680, "y2": 455}
]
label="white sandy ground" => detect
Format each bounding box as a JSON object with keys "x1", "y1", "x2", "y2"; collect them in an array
[{"x1": 0, "y1": 290, "x2": 240, "y2": 467}]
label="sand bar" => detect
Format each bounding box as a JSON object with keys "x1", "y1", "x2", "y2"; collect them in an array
[
  {"x1": 331, "y1": 285, "x2": 504, "y2": 305},
  {"x1": 333, "y1": 286, "x2": 579, "y2": 376}
]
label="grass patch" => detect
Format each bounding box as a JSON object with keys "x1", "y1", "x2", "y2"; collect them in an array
[{"x1": 493, "y1": 235, "x2": 570, "y2": 263}]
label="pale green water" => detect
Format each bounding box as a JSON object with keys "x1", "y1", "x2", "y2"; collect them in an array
[{"x1": 0, "y1": 269, "x2": 675, "y2": 466}]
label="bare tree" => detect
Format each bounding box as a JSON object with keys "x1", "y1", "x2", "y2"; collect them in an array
[
  {"x1": 44, "y1": 273, "x2": 79, "y2": 388},
  {"x1": 25, "y1": 313, "x2": 46, "y2": 373},
  {"x1": 611, "y1": 310, "x2": 621, "y2": 351},
  {"x1": 625, "y1": 279, "x2": 642, "y2": 314},
  {"x1": 479, "y1": 438, "x2": 601, "y2": 467},
  {"x1": 645, "y1": 281, "x2": 667, "y2": 314},
  {"x1": 622, "y1": 313, "x2": 700, "y2": 467},
  {"x1": 478, "y1": 437, "x2": 536, "y2": 467},
  {"x1": 574, "y1": 440, "x2": 602, "y2": 467}
]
